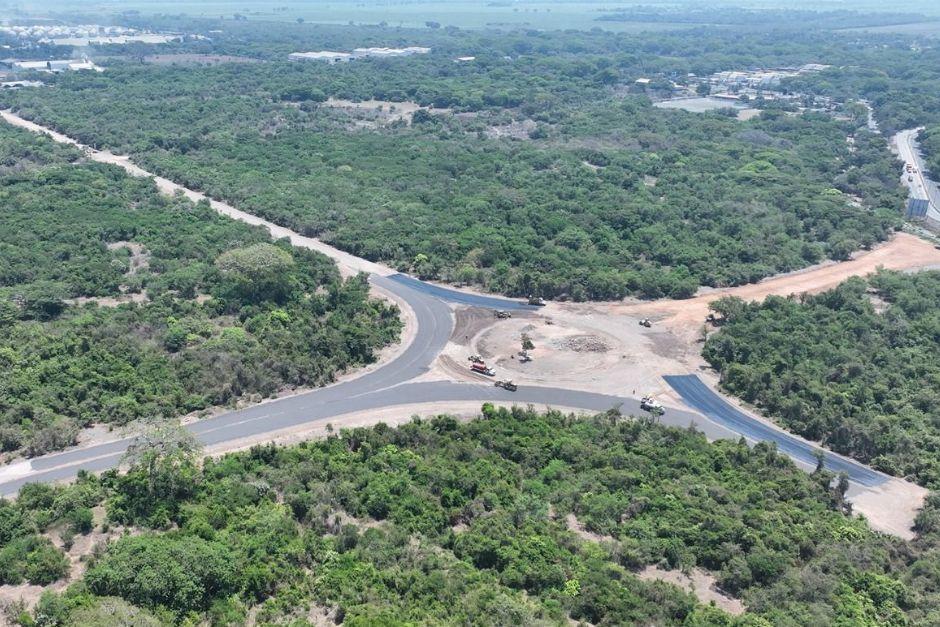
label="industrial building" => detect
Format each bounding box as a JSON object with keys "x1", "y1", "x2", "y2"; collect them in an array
[
  {"x1": 352, "y1": 46, "x2": 431, "y2": 58},
  {"x1": 287, "y1": 51, "x2": 351, "y2": 63},
  {"x1": 289, "y1": 46, "x2": 430, "y2": 63},
  {"x1": 10, "y1": 59, "x2": 102, "y2": 73}
]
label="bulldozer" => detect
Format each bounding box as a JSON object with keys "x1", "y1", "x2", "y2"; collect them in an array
[
  {"x1": 495, "y1": 380, "x2": 518, "y2": 392},
  {"x1": 494, "y1": 310, "x2": 512, "y2": 319}
]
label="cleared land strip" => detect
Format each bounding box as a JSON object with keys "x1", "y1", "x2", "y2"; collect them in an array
[
  {"x1": 0, "y1": 110, "x2": 390, "y2": 278},
  {"x1": 1, "y1": 110, "x2": 936, "y2": 538}
]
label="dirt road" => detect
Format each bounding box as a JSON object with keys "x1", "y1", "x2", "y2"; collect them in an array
[{"x1": 615, "y1": 232, "x2": 940, "y2": 338}]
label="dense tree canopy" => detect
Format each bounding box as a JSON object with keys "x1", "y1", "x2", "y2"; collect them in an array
[
  {"x1": 705, "y1": 271, "x2": 940, "y2": 488},
  {"x1": 1, "y1": 17, "x2": 922, "y2": 300},
  {"x1": 13, "y1": 406, "x2": 940, "y2": 626},
  {"x1": 0, "y1": 124, "x2": 400, "y2": 457}
]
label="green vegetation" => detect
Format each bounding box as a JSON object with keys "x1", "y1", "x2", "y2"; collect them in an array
[
  {"x1": 6, "y1": 406, "x2": 940, "y2": 625},
  {"x1": 704, "y1": 271, "x2": 940, "y2": 488},
  {"x1": 2, "y1": 46, "x2": 903, "y2": 298},
  {"x1": 920, "y1": 125, "x2": 940, "y2": 181},
  {"x1": 0, "y1": 479, "x2": 101, "y2": 592},
  {"x1": 0, "y1": 123, "x2": 400, "y2": 457}
]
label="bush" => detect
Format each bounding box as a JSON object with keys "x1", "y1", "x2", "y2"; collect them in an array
[{"x1": 84, "y1": 534, "x2": 237, "y2": 614}]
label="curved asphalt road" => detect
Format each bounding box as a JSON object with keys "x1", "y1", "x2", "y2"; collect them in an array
[
  {"x1": 0, "y1": 272, "x2": 888, "y2": 495},
  {"x1": 0, "y1": 111, "x2": 893, "y2": 496}
]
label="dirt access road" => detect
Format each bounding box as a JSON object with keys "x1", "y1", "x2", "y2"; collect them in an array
[
  {"x1": 3, "y1": 109, "x2": 940, "y2": 538},
  {"x1": 614, "y1": 232, "x2": 940, "y2": 341}
]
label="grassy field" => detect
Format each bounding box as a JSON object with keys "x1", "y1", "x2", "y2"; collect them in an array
[
  {"x1": 15, "y1": 0, "x2": 940, "y2": 28},
  {"x1": 10, "y1": 0, "x2": 693, "y2": 31}
]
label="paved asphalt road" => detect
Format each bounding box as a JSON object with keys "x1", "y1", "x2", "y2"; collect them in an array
[
  {"x1": 897, "y1": 128, "x2": 940, "y2": 222},
  {"x1": 664, "y1": 375, "x2": 889, "y2": 487},
  {"x1": 0, "y1": 112, "x2": 898, "y2": 497},
  {"x1": 0, "y1": 269, "x2": 884, "y2": 495},
  {"x1": 0, "y1": 270, "x2": 735, "y2": 495}
]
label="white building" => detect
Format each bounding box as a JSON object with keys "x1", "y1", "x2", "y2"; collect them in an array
[
  {"x1": 351, "y1": 46, "x2": 431, "y2": 58},
  {"x1": 12, "y1": 59, "x2": 103, "y2": 73},
  {"x1": 288, "y1": 51, "x2": 352, "y2": 64}
]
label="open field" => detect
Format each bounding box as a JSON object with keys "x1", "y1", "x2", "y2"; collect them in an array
[{"x1": 9, "y1": 0, "x2": 696, "y2": 31}]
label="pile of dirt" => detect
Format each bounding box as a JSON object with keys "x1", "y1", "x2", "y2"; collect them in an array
[{"x1": 552, "y1": 334, "x2": 610, "y2": 353}]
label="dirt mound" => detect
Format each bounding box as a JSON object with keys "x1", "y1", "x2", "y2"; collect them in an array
[{"x1": 553, "y1": 334, "x2": 610, "y2": 353}]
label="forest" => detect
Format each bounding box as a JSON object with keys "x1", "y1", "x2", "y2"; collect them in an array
[
  {"x1": 0, "y1": 24, "x2": 908, "y2": 299},
  {"x1": 0, "y1": 123, "x2": 400, "y2": 458},
  {"x1": 6, "y1": 405, "x2": 940, "y2": 626},
  {"x1": 704, "y1": 271, "x2": 940, "y2": 489}
]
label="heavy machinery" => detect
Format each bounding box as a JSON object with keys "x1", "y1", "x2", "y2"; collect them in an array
[
  {"x1": 494, "y1": 310, "x2": 512, "y2": 319},
  {"x1": 527, "y1": 296, "x2": 546, "y2": 306},
  {"x1": 495, "y1": 380, "x2": 518, "y2": 391},
  {"x1": 470, "y1": 361, "x2": 496, "y2": 376},
  {"x1": 639, "y1": 318, "x2": 652, "y2": 328},
  {"x1": 468, "y1": 354, "x2": 482, "y2": 362},
  {"x1": 640, "y1": 396, "x2": 663, "y2": 414},
  {"x1": 518, "y1": 351, "x2": 532, "y2": 363}
]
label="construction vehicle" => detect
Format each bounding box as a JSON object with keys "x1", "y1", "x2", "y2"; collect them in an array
[
  {"x1": 495, "y1": 380, "x2": 518, "y2": 392},
  {"x1": 527, "y1": 296, "x2": 546, "y2": 306},
  {"x1": 909, "y1": 175, "x2": 915, "y2": 182},
  {"x1": 640, "y1": 396, "x2": 663, "y2": 414},
  {"x1": 494, "y1": 310, "x2": 512, "y2": 319},
  {"x1": 518, "y1": 351, "x2": 532, "y2": 363},
  {"x1": 639, "y1": 318, "x2": 652, "y2": 328},
  {"x1": 468, "y1": 354, "x2": 482, "y2": 362},
  {"x1": 470, "y1": 361, "x2": 496, "y2": 376}
]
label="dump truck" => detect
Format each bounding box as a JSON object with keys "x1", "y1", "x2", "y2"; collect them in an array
[
  {"x1": 470, "y1": 362, "x2": 496, "y2": 376},
  {"x1": 640, "y1": 396, "x2": 663, "y2": 413},
  {"x1": 495, "y1": 380, "x2": 518, "y2": 391},
  {"x1": 527, "y1": 296, "x2": 546, "y2": 306},
  {"x1": 494, "y1": 310, "x2": 512, "y2": 319}
]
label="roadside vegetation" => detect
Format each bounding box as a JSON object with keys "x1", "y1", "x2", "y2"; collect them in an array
[
  {"x1": 0, "y1": 23, "x2": 909, "y2": 300},
  {"x1": 0, "y1": 124, "x2": 400, "y2": 458},
  {"x1": 705, "y1": 271, "x2": 940, "y2": 489},
  {"x1": 6, "y1": 406, "x2": 940, "y2": 625}
]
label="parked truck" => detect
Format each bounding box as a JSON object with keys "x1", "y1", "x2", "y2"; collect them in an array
[
  {"x1": 470, "y1": 361, "x2": 496, "y2": 376},
  {"x1": 640, "y1": 396, "x2": 663, "y2": 414}
]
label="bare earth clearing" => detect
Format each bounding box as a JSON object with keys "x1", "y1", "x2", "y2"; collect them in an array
[
  {"x1": 2, "y1": 109, "x2": 938, "y2": 539},
  {"x1": 423, "y1": 233, "x2": 940, "y2": 538}
]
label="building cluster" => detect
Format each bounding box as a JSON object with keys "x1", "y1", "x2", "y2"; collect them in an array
[
  {"x1": 289, "y1": 46, "x2": 431, "y2": 64},
  {"x1": 5, "y1": 59, "x2": 103, "y2": 73},
  {"x1": 0, "y1": 79, "x2": 42, "y2": 89},
  {"x1": 704, "y1": 64, "x2": 830, "y2": 93},
  {"x1": 0, "y1": 24, "x2": 179, "y2": 47}
]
